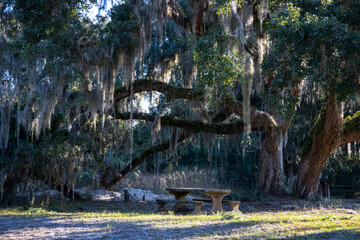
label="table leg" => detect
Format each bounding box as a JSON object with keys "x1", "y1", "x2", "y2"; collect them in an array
[
  {"x1": 206, "y1": 192, "x2": 228, "y2": 213},
  {"x1": 230, "y1": 201, "x2": 241, "y2": 212},
  {"x1": 193, "y1": 201, "x2": 203, "y2": 215},
  {"x1": 168, "y1": 191, "x2": 191, "y2": 213},
  {"x1": 156, "y1": 200, "x2": 168, "y2": 213}
]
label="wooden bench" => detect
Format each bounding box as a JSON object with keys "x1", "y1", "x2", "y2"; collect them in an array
[
  {"x1": 192, "y1": 198, "x2": 241, "y2": 212},
  {"x1": 156, "y1": 199, "x2": 204, "y2": 214},
  {"x1": 332, "y1": 185, "x2": 356, "y2": 198},
  {"x1": 166, "y1": 188, "x2": 231, "y2": 213}
]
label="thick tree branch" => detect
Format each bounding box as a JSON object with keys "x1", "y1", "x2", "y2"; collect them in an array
[
  {"x1": 103, "y1": 109, "x2": 238, "y2": 189},
  {"x1": 114, "y1": 79, "x2": 204, "y2": 102},
  {"x1": 329, "y1": 112, "x2": 360, "y2": 152},
  {"x1": 297, "y1": 91, "x2": 344, "y2": 198},
  {"x1": 104, "y1": 131, "x2": 192, "y2": 190},
  {"x1": 115, "y1": 112, "x2": 262, "y2": 134},
  {"x1": 70, "y1": 79, "x2": 205, "y2": 135},
  {"x1": 280, "y1": 78, "x2": 303, "y2": 135},
  {"x1": 221, "y1": 99, "x2": 278, "y2": 130}
]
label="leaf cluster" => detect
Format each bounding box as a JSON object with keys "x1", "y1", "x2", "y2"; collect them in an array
[
  {"x1": 194, "y1": 24, "x2": 245, "y2": 94},
  {"x1": 13, "y1": 0, "x2": 89, "y2": 44},
  {"x1": 263, "y1": 0, "x2": 360, "y2": 103},
  {"x1": 102, "y1": 2, "x2": 139, "y2": 53}
]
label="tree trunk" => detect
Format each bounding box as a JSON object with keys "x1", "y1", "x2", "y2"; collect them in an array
[
  {"x1": 297, "y1": 93, "x2": 344, "y2": 199},
  {"x1": 258, "y1": 127, "x2": 285, "y2": 194},
  {"x1": 1, "y1": 177, "x2": 22, "y2": 206},
  {"x1": 297, "y1": 149, "x2": 333, "y2": 199}
]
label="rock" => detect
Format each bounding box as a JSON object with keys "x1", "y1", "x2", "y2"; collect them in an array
[
  {"x1": 329, "y1": 234, "x2": 345, "y2": 240},
  {"x1": 89, "y1": 189, "x2": 123, "y2": 201},
  {"x1": 74, "y1": 188, "x2": 124, "y2": 201},
  {"x1": 123, "y1": 188, "x2": 173, "y2": 203},
  {"x1": 74, "y1": 188, "x2": 91, "y2": 199},
  {"x1": 24, "y1": 188, "x2": 174, "y2": 203},
  {"x1": 34, "y1": 190, "x2": 70, "y2": 202}
]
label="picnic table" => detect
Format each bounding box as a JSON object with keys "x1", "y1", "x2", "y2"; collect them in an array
[{"x1": 166, "y1": 187, "x2": 231, "y2": 213}]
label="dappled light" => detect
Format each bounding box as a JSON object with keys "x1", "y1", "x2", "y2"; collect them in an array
[
  {"x1": 1, "y1": 199, "x2": 360, "y2": 239},
  {"x1": 0, "y1": 0, "x2": 360, "y2": 238}
]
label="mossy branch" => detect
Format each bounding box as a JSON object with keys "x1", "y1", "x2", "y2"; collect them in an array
[
  {"x1": 343, "y1": 111, "x2": 360, "y2": 136},
  {"x1": 104, "y1": 131, "x2": 192, "y2": 190},
  {"x1": 302, "y1": 101, "x2": 327, "y2": 157},
  {"x1": 221, "y1": 98, "x2": 278, "y2": 130},
  {"x1": 114, "y1": 79, "x2": 205, "y2": 102},
  {"x1": 333, "y1": 111, "x2": 360, "y2": 150},
  {"x1": 115, "y1": 112, "x2": 258, "y2": 134}
]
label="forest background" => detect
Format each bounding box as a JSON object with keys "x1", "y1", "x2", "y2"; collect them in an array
[{"x1": 0, "y1": 0, "x2": 360, "y2": 205}]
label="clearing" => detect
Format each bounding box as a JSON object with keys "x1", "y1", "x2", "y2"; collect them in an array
[{"x1": 0, "y1": 197, "x2": 359, "y2": 239}]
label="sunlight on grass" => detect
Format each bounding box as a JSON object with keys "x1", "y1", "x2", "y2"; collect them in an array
[{"x1": 1, "y1": 206, "x2": 359, "y2": 239}]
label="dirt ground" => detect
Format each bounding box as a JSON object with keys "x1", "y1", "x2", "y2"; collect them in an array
[{"x1": 0, "y1": 196, "x2": 359, "y2": 240}]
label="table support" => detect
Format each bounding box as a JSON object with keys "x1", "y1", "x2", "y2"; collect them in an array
[
  {"x1": 205, "y1": 191, "x2": 230, "y2": 213},
  {"x1": 168, "y1": 191, "x2": 191, "y2": 213},
  {"x1": 230, "y1": 201, "x2": 241, "y2": 212},
  {"x1": 156, "y1": 200, "x2": 168, "y2": 213},
  {"x1": 193, "y1": 201, "x2": 203, "y2": 215}
]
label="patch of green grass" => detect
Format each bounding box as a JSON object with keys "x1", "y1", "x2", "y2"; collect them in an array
[{"x1": 1, "y1": 204, "x2": 359, "y2": 239}]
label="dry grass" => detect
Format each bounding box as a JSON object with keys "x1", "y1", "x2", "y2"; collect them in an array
[
  {"x1": 1, "y1": 199, "x2": 360, "y2": 239},
  {"x1": 118, "y1": 168, "x2": 221, "y2": 191}
]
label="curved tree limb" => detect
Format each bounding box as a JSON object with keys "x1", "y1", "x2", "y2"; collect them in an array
[
  {"x1": 114, "y1": 79, "x2": 204, "y2": 102},
  {"x1": 103, "y1": 131, "x2": 192, "y2": 190},
  {"x1": 297, "y1": 91, "x2": 345, "y2": 199},
  {"x1": 102, "y1": 109, "x2": 237, "y2": 190},
  {"x1": 70, "y1": 79, "x2": 205, "y2": 135},
  {"x1": 329, "y1": 112, "x2": 360, "y2": 152},
  {"x1": 221, "y1": 99, "x2": 278, "y2": 130},
  {"x1": 115, "y1": 112, "x2": 261, "y2": 134}
]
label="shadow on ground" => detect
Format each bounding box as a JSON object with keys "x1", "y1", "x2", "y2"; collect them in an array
[{"x1": 1, "y1": 197, "x2": 359, "y2": 239}]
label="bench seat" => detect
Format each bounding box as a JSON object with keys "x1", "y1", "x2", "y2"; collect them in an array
[
  {"x1": 192, "y1": 198, "x2": 241, "y2": 212},
  {"x1": 156, "y1": 199, "x2": 204, "y2": 214}
]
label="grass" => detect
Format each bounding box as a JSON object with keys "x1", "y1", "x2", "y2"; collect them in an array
[{"x1": 0, "y1": 201, "x2": 359, "y2": 239}]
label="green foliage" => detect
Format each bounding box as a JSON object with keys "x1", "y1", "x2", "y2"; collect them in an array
[
  {"x1": 322, "y1": 147, "x2": 360, "y2": 188},
  {"x1": 302, "y1": 100, "x2": 327, "y2": 156},
  {"x1": 177, "y1": 0, "x2": 191, "y2": 17},
  {"x1": 194, "y1": 24, "x2": 245, "y2": 108},
  {"x1": 13, "y1": 0, "x2": 89, "y2": 44},
  {"x1": 344, "y1": 111, "x2": 360, "y2": 136},
  {"x1": 263, "y1": 0, "x2": 360, "y2": 108},
  {"x1": 144, "y1": 20, "x2": 187, "y2": 74},
  {"x1": 211, "y1": 0, "x2": 244, "y2": 15},
  {"x1": 161, "y1": 20, "x2": 186, "y2": 60},
  {"x1": 103, "y1": 2, "x2": 139, "y2": 52}
]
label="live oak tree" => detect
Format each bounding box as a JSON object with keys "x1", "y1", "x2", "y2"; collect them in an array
[
  {"x1": 1, "y1": 0, "x2": 359, "y2": 202},
  {"x1": 264, "y1": 0, "x2": 360, "y2": 198},
  {"x1": 1, "y1": 0, "x2": 294, "y2": 200}
]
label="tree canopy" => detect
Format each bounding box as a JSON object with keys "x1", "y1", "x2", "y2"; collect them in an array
[{"x1": 0, "y1": 0, "x2": 359, "y2": 204}]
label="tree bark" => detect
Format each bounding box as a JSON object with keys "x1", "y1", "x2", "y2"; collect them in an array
[
  {"x1": 114, "y1": 79, "x2": 204, "y2": 102},
  {"x1": 258, "y1": 127, "x2": 285, "y2": 194},
  {"x1": 297, "y1": 92, "x2": 344, "y2": 199},
  {"x1": 114, "y1": 112, "x2": 260, "y2": 133}
]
